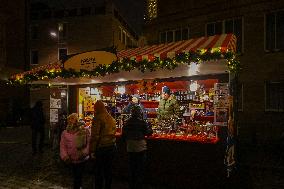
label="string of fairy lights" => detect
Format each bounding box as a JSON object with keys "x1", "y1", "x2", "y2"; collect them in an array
[{"x1": 9, "y1": 48, "x2": 240, "y2": 85}]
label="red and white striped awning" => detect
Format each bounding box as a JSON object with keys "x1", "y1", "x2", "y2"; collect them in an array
[
  {"x1": 117, "y1": 34, "x2": 236, "y2": 61},
  {"x1": 10, "y1": 34, "x2": 236, "y2": 84}
]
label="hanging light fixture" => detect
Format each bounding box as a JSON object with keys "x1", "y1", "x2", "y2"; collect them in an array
[
  {"x1": 189, "y1": 80, "x2": 199, "y2": 92},
  {"x1": 115, "y1": 85, "x2": 125, "y2": 94}
]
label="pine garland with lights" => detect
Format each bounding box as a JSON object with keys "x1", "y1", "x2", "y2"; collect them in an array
[{"x1": 9, "y1": 49, "x2": 240, "y2": 85}]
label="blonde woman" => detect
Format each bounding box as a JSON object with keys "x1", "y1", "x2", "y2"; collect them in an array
[
  {"x1": 90, "y1": 100, "x2": 116, "y2": 189},
  {"x1": 60, "y1": 113, "x2": 90, "y2": 189}
]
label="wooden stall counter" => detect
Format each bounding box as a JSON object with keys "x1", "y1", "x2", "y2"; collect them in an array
[{"x1": 113, "y1": 127, "x2": 228, "y2": 188}]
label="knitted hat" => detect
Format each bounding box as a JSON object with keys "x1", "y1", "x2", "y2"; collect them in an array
[{"x1": 162, "y1": 86, "x2": 171, "y2": 94}]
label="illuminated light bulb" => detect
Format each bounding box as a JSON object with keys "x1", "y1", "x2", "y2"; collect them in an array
[
  {"x1": 116, "y1": 85, "x2": 125, "y2": 94},
  {"x1": 50, "y1": 31, "x2": 57, "y2": 37},
  {"x1": 189, "y1": 81, "x2": 198, "y2": 92}
]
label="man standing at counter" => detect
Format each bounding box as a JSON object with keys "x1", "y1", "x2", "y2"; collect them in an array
[
  {"x1": 123, "y1": 95, "x2": 147, "y2": 120},
  {"x1": 157, "y1": 86, "x2": 180, "y2": 122}
]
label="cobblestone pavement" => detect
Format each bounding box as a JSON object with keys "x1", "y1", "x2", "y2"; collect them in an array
[
  {"x1": 0, "y1": 126, "x2": 129, "y2": 189},
  {"x1": 238, "y1": 143, "x2": 284, "y2": 189},
  {"x1": 1, "y1": 126, "x2": 284, "y2": 189}
]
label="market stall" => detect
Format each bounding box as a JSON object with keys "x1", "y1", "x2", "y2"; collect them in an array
[{"x1": 10, "y1": 33, "x2": 239, "y2": 187}]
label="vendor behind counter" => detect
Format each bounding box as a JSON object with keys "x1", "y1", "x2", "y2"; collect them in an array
[{"x1": 157, "y1": 86, "x2": 180, "y2": 121}]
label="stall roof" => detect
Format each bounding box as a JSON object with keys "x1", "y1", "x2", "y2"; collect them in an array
[
  {"x1": 10, "y1": 34, "x2": 237, "y2": 85},
  {"x1": 118, "y1": 33, "x2": 236, "y2": 61}
]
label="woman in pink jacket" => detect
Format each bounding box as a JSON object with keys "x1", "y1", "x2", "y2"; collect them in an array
[{"x1": 60, "y1": 113, "x2": 90, "y2": 189}]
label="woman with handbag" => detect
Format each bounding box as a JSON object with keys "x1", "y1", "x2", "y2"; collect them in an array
[{"x1": 60, "y1": 113, "x2": 90, "y2": 189}]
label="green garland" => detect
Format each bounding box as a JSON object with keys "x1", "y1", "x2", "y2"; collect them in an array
[{"x1": 9, "y1": 49, "x2": 240, "y2": 85}]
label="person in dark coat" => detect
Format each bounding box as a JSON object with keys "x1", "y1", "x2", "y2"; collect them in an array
[
  {"x1": 31, "y1": 101, "x2": 45, "y2": 155},
  {"x1": 122, "y1": 95, "x2": 147, "y2": 120},
  {"x1": 122, "y1": 105, "x2": 153, "y2": 189}
]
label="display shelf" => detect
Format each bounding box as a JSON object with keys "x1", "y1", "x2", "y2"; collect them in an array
[
  {"x1": 141, "y1": 100, "x2": 159, "y2": 108},
  {"x1": 194, "y1": 115, "x2": 214, "y2": 122},
  {"x1": 182, "y1": 115, "x2": 214, "y2": 122},
  {"x1": 140, "y1": 100, "x2": 159, "y2": 103},
  {"x1": 147, "y1": 112, "x2": 157, "y2": 118}
]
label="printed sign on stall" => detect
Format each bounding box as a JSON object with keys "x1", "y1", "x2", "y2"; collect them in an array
[
  {"x1": 50, "y1": 97, "x2": 61, "y2": 109},
  {"x1": 50, "y1": 108, "x2": 58, "y2": 123},
  {"x1": 64, "y1": 51, "x2": 117, "y2": 71},
  {"x1": 214, "y1": 83, "x2": 229, "y2": 126}
]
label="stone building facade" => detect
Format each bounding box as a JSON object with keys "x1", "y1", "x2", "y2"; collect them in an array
[
  {"x1": 0, "y1": 0, "x2": 30, "y2": 126},
  {"x1": 144, "y1": 0, "x2": 284, "y2": 144}
]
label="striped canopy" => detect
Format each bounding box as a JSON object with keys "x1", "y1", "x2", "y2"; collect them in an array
[
  {"x1": 118, "y1": 33, "x2": 236, "y2": 61},
  {"x1": 10, "y1": 34, "x2": 237, "y2": 83}
]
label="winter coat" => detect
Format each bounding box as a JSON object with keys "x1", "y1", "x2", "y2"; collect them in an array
[
  {"x1": 123, "y1": 103, "x2": 147, "y2": 119},
  {"x1": 157, "y1": 95, "x2": 180, "y2": 120},
  {"x1": 122, "y1": 117, "x2": 153, "y2": 140},
  {"x1": 31, "y1": 106, "x2": 45, "y2": 129},
  {"x1": 90, "y1": 101, "x2": 116, "y2": 155},
  {"x1": 60, "y1": 128, "x2": 90, "y2": 163},
  {"x1": 122, "y1": 117, "x2": 153, "y2": 152}
]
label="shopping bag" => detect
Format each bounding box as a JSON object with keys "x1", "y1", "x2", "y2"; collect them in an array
[{"x1": 75, "y1": 130, "x2": 87, "y2": 150}]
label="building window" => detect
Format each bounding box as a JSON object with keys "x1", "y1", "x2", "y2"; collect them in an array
[
  {"x1": 58, "y1": 48, "x2": 67, "y2": 61},
  {"x1": 30, "y1": 25, "x2": 38, "y2": 40},
  {"x1": 94, "y1": 6, "x2": 106, "y2": 15},
  {"x1": 41, "y1": 10, "x2": 52, "y2": 19},
  {"x1": 206, "y1": 22, "x2": 222, "y2": 36},
  {"x1": 54, "y1": 10, "x2": 65, "y2": 18},
  {"x1": 237, "y1": 84, "x2": 243, "y2": 111},
  {"x1": 0, "y1": 24, "x2": 5, "y2": 62},
  {"x1": 126, "y1": 35, "x2": 130, "y2": 46},
  {"x1": 160, "y1": 32, "x2": 166, "y2": 43},
  {"x1": 122, "y1": 32, "x2": 126, "y2": 45},
  {"x1": 167, "y1": 31, "x2": 173, "y2": 42},
  {"x1": 175, "y1": 30, "x2": 181, "y2": 41},
  {"x1": 114, "y1": 9, "x2": 119, "y2": 18},
  {"x1": 265, "y1": 10, "x2": 284, "y2": 51},
  {"x1": 182, "y1": 28, "x2": 189, "y2": 40},
  {"x1": 118, "y1": 27, "x2": 122, "y2": 41},
  {"x1": 147, "y1": 0, "x2": 157, "y2": 20},
  {"x1": 30, "y1": 11, "x2": 39, "y2": 20},
  {"x1": 131, "y1": 40, "x2": 137, "y2": 48},
  {"x1": 206, "y1": 18, "x2": 243, "y2": 53},
  {"x1": 30, "y1": 50, "x2": 38, "y2": 65},
  {"x1": 160, "y1": 27, "x2": 189, "y2": 43},
  {"x1": 224, "y1": 18, "x2": 243, "y2": 53},
  {"x1": 67, "y1": 9, "x2": 78, "y2": 17},
  {"x1": 81, "y1": 7, "x2": 91, "y2": 16},
  {"x1": 58, "y1": 23, "x2": 67, "y2": 40},
  {"x1": 265, "y1": 81, "x2": 284, "y2": 111}
]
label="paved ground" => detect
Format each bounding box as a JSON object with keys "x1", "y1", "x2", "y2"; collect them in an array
[
  {"x1": 1, "y1": 126, "x2": 284, "y2": 188},
  {"x1": 0, "y1": 126, "x2": 128, "y2": 189},
  {"x1": 238, "y1": 143, "x2": 284, "y2": 189}
]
